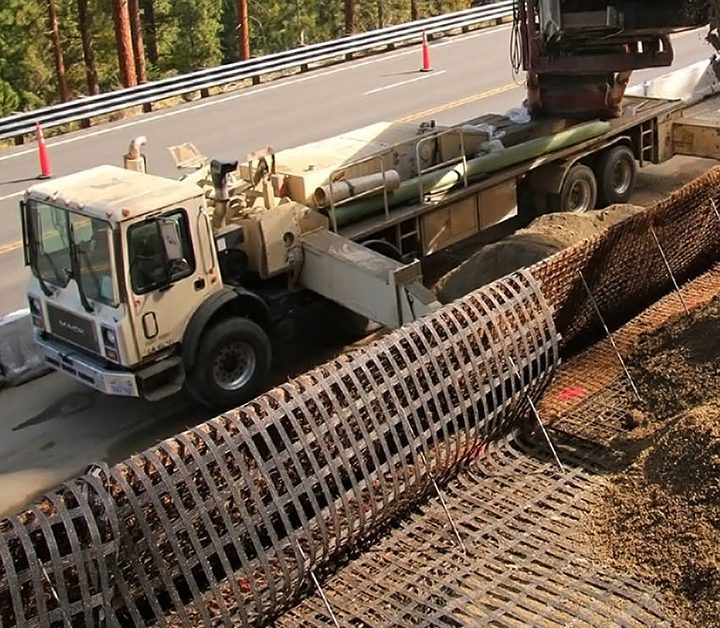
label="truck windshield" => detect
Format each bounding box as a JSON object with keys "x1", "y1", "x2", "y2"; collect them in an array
[{"x1": 26, "y1": 200, "x2": 118, "y2": 307}]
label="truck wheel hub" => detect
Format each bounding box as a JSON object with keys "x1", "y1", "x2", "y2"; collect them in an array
[
  {"x1": 213, "y1": 342, "x2": 256, "y2": 391},
  {"x1": 612, "y1": 160, "x2": 632, "y2": 194},
  {"x1": 569, "y1": 180, "x2": 592, "y2": 212}
]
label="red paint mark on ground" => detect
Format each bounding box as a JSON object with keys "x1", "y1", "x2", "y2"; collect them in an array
[{"x1": 557, "y1": 386, "x2": 586, "y2": 401}]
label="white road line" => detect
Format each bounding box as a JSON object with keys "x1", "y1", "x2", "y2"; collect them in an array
[
  {"x1": 0, "y1": 191, "x2": 23, "y2": 202},
  {"x1": 0, "y1": 25, "x2": 512, "y2": 163},
  {"x1": 364, "y1": 70, "x2": 447, "y2": 95}
]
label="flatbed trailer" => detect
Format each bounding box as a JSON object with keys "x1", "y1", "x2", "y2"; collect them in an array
[{"x1": 333, "y1": 95, "x2": 687, "y2": 263}]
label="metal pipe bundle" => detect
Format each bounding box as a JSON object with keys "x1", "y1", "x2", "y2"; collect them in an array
[{"x1": 331, "y1": 120, "x2": 612, "y2": 228}]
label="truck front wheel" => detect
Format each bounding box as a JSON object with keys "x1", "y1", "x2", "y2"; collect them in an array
[{"x1": 188, "y1": 318, "x2": 272, "y2": 409}]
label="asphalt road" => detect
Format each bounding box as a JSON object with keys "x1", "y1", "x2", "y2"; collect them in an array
[{"x1": 0, "y1": 24, "x2": 717, "y2": 516}]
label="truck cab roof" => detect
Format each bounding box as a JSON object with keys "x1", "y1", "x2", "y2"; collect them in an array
[{"x1": 25, "y1": 165, "x2": 202, "y2": 224}]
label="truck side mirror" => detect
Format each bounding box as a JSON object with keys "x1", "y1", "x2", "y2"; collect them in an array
[{"x1": 158, "y1": 218, "x2": 184, "y2": 262}]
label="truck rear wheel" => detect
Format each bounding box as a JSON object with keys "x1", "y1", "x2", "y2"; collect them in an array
[
  {"x1": 189, "y1": 318, "x2": 271, "y2": 409},
  {"x1": 560, "y1": 164, "x2": 597, "y2": 213},
  {"x1": 596, "y1": 145, "x2": 636, "y2": 206}
]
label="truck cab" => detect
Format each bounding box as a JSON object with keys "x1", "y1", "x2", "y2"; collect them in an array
[{"x1": 21, "y1": 166, "x2": 238, "y2": 403}]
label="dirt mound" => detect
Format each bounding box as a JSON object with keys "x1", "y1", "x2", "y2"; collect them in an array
[
  {"x1": 586, "y1": 295, "x2": 720, "y2": 625},
  {"x1": 588, "y1": 405, "x2": 720, "y2": 625},
  {"x1": 435, "y1": 204, "x2": 644, "y2": 303},
  {"x1": 628, "y1": 297, "x2": 720, "y2": 420}
]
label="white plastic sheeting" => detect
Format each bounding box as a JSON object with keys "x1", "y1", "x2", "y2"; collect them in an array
[{"x1": 0, "y1": 309, "x2": 48, "y2": 387}]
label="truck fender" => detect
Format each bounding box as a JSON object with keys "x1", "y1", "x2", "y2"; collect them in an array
[{"x1": 181, "y1": 287, "x2": 271, "y2": 371}]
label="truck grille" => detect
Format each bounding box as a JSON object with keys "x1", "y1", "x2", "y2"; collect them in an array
[{"x1": 46, "y1": 304, "x2": 99, "y2": 354}]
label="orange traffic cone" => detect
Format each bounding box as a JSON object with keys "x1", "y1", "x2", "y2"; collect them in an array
[
  {"x1": 420, "y1": 32, "x2": 432, "y2": 72},
  {"x1": 35, "y1": 122, "x2": 51, "y2": 179}
]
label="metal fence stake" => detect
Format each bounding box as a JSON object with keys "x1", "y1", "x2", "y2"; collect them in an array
[
  {"x1": 508, "y1": 356, "x2": 565, "y2": 473},
  {"x1": 297, "y1": 544, "x2": 341, "y2": 628},
  {"x1": 649, "y1": 226, "x2": 689, "y2": 316},
  {"x1": 710, "y1": 198, "x2": 720, "y2": 225},
  {"x1": 419, "y1": 450, "x2": 468, "y2": 554},
  {"x1": 579, "y1": 271, "x2": 642, "y2": 404}
]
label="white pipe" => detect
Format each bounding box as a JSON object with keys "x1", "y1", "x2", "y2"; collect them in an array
[{"x1": 314, "y1": 170, "x2": 401, "y2": 208}]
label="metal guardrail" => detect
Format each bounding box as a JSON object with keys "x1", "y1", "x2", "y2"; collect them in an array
[{"x1": 0, "y1": 1, "x2": 513, "y2": 142}]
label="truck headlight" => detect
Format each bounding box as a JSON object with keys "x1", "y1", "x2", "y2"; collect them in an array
[
  {"x1": 101, "y1": 326, "x2": 119, "y2": 362},
  {"x1": 102, "y1": 327, "x2": 116, "y2": 347}
]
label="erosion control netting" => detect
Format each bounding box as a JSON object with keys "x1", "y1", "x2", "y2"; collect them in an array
[
  {"x1": 533, "y1": 166, "x2": 720, "y2": 351},
  {"x1": 0, "y1": 272, "x2": 558, "y2": 627}
]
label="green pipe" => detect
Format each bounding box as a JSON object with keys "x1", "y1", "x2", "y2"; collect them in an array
[{"x1": 332, "y1": 120, "x2": 612, "y2": 228}]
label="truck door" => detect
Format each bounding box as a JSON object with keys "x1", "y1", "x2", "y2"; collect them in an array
[{"x1": 124, "y1": 206, "x2": 217, "y2": 362}]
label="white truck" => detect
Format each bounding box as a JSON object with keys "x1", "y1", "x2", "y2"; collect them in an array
[{"x1": 20, "y1": 63, "x2": 720, "y2": 407}]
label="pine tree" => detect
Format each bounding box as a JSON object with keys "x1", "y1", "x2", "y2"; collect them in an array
[
  {"x1": 47, "y1": 0, "x2": 70, "y2": 101},
  {"x1": 142, "y1": 0, "x2": 159, "y2": 65},
  {"x1": 112, "y1": 0, "x2": 138, "y2": 87},
  {"x1": 344, "y1": 0, "x2": 356, "y2": 34},
  {"x1": 128, "y1": 0, "x2": 148, "y2": 82},
  {"x1": 236, "y1": 0, "x2": 250, "y2": 59},
  {"x1": 76, "y1": 0, "x2": 99, "y2": 95}
]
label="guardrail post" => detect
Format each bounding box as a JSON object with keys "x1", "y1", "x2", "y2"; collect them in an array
[
  {"x1": 143, "y1": 102, "x2": 153, "y2": 113},
  {"x1": 200, "y1": 88, "x2": 210, "y2": 98}
]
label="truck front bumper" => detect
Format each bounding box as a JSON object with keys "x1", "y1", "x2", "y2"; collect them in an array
[{"x1": 36, "y1": 335, "x2": 140, "y2": 397}]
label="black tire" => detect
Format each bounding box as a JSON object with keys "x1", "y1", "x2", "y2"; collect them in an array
[
  {"x1": 361, "y1": 239, "x2": 403, "y2": 262},
  {"x1": 595, "y1": 145, "x2": 636, "y2": 207},
  {"x1": 188, "y1": 317, "x2": 271, "y2": 409},
  {"x1": 559, "y1": 164, "x2": 597, "y2": 213}
]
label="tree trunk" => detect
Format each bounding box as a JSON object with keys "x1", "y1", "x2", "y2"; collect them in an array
[
  {"x1": 142, "y1": 0, "x2": 158, "y2": 64},
  {"x1": 76, "y1": 0, "x2": 99, "y2": 95},
  {"x1": 410, "y1": 0, "x2": 419, "y2": 21},
  {"x1": 112, "y1": 0, "x2": 137, "y2": 87},
  {"x1": 344, "y1": 0, "x2": 356, "y2": 35},
  {"x1": 236, "y1": 0, "x2": 250, "y2": 59},
  {"x1": 47, "y1": 0, "x2": 70, "y2": 101},
  {"x1": 128, "y1": 0, "x2": 147, "y2": 82}
]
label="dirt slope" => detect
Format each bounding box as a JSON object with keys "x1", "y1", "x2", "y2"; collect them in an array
[
  {"x1": 585, "y1": 296, "x2": 720, "y2": 625},
  {"x1": 435, "y1": 204, "x2": 644, "y2": 303}
]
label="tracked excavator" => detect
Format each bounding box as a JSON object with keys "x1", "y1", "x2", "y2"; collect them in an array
[{"x1": 515, "y1": 0, "x2": 720, "y2": 116}]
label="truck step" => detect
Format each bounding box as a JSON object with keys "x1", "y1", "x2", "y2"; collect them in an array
[{"x1": 137, "y1": 355, "x2": 185, "y2": 402}]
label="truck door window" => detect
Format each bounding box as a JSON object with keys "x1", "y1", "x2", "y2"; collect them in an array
[
  {"x1": 70, "y1": 214, "x2": 118, "y2": 306},
  {"x1": 128, "y1": 210, "x2": 195, "y2": 294},
  {"x1": 32, "y1": 202, "x2": 71, "y2": 287}
]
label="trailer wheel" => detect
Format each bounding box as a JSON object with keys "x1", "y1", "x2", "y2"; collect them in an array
[
  {"x1": 596, "y1": 145, "x2": 636, "y2": 206},
  {"x1": 188, "y1": 317, "x2": 271, "y2": 409},
  {"x1": 560, "y1": 164, "x2": 597, "y2": 213}
]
